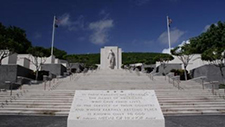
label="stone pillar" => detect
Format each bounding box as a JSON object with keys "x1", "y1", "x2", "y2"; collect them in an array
[{"x1": 100, "y1": 46, "x2": 122, "y2": 70}]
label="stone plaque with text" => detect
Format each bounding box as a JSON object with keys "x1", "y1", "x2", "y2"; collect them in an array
[{"x1": 67, "y1": 90, "x2": 164, "y2": 127}]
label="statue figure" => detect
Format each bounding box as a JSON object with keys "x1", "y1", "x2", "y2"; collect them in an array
[{"x1": 107, "y1": 49, "x2": 115, "y2": 69}]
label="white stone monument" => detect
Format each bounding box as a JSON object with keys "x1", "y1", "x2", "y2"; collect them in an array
[
  {"x1": 100, "y1": 46, "x2": 122, "y2": 70},
  {"x1": 68, "y1": 90, "x2": 165, "y2": 127}
]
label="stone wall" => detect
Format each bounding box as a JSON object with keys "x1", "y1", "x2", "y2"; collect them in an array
[
  {"x1": 17, "y1": 65, "x2": 35, "y2": 79},
  {"x1": 191, "y1": 65, "x2": 225, "y2": 83},
  {"x1": 156, "y1": 63, "x2": 182, "y2": 75},
  {"x1": 41, "y1": 64, "x2": 67, "y2": 76},
  {"x1": 0, "y1": 65, "x2": 34, "y2": 89}
]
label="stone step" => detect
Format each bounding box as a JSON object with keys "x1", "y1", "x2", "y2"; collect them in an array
[
  {"x1": 0, "y1": 110, "x2": 69, "y2": 116},
  {"x1": 158, "y1": 99, "x2": 224, "y2": 103},
  {"x1": 161, "y1": 105, "x2": 225, "y2": 108},
  {"x1": 8, "y1": 100, "x2": 72, "y2": 103},
  {"x1": 2, "y1": 105, "x2": 71, "y2": 108},
  {"x1": 163, "y1": 110, "x2": 224, "y2": 116},
  {"x1": 162, "y1": 107, "x2": 225, "y2": 112},
  {"x1": 0, "y1": 108, "x2": 70, "y2": 112},
  {"x1": 18, "y1": 97, "x2": 73, "y2": 100},
  {"x1": 7, "y1": 102, "x2": 72, "y2": 105},
  {"x1": 161, "y1": 101, "x2": 225, "y2": 105},
  {"x1": 158, "y1": 98, "x2": 224, "y2": 101}
]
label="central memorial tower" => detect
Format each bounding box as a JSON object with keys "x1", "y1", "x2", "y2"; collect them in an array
[{"x1": 100, "y1": 46, "x2": 122, "y2": 70}]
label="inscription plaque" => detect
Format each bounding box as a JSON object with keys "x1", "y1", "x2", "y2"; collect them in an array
[{"x1": 68, "y1": 90, "x2": 164, "y2": 127}]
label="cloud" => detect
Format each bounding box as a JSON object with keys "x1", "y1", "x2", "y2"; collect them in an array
[
  {"x1": 161, "y1": 40, "x2": 190, "y2": 53},
  {"x1": 203, "y1": 24, "x2": 210, "y2": 32},
  {"x1": 89, "y1": 19, "x2": 114, "y2": 45},
  {"x1": 162, "y1": 48, "x2": 173, "y2": 54},
  {"x1": 203, "y1": 23, "x2": 218, "y2": 32},
  {"x1": 158, "y1": 28, "x2": 185, "y2": 44},
  {"x1": 58, "y1": 13, "x2": 84, "y2": 31},
  {"x1": 178, "y1": 40, "x2": 190, "y2": 47}
]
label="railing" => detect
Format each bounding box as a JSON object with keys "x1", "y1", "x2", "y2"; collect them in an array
[
  {"x1": 190, "y1": 76, "x2": 207, "y2": 89},
  {"x1": 148, "y1": 72, "x2": 157, "y2": 80},
  {"x1": 190, "y1": 76, "x2": 222, "y2": 95},
  {"x1": 166, "y1": 73, "x2": 174, "y2": 83},
  {"x1": 171, "y1": 76, "x2": 181, "y2": 89},
  {"x1": 166, "y1": 73, "x2": 181, "y2": 89},
  {"x1": 203, "y1": 81, "x2": 220, "y2": 95},
  {"x1": 135, "y1": 68, "x2": 140, "y2": 76}
]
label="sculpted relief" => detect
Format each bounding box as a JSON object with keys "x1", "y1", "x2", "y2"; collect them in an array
[{"x1": 107, "y1": 49, "x2": 115, "y2": 69}]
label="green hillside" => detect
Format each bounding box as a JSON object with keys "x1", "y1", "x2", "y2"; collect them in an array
[{"x1": 65, "y1": 52, "x2": 171, "y2": 68}]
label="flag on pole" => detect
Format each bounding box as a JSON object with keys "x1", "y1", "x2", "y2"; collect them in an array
[
  {"x1": 167, "y1": 16, "x2": 172, "y2": 54},
  {"x1": 55, "y1": 17, "x2": 59, "y2": 28},
  {"x1": 168, "y1": 17, "x2": 172, "y2": 27}
]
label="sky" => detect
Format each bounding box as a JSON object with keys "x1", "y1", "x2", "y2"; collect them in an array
[{"x1": 1, "y1": 0, "x2": 225, "y2": 54}]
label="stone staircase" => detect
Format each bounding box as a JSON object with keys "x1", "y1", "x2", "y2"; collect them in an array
[{"x1": 0, "y1": 69, "x2": 225, "y2": 116}]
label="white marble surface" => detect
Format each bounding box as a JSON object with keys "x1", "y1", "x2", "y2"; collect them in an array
[
  {"x1": 100, "y1": 46, "x2": 122, "y2": 70},
  {"x1": 68, "y1": 90, "x2": 164, "y2": 127}
]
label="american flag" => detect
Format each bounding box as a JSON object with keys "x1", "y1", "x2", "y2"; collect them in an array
[
  {"x1": 55, "y1": 17, "x2": 59, "y2": 28},
  {"x1": 168, "y1": 17, "x2": 172, "y2": 27}
]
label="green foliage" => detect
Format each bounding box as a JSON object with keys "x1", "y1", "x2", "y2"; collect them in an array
[
  {"x1": 64, "y1": 54, "x2": 100, "y2": 68},
  {"x1": 122, "y1": 52, "x2": 167, "y2": 65},
  {"x1": 188, "y1": 21, "x2": 225, "y2": 82},
  {"x1": 153, "y1": 54, "x2": 174, "y2": 62},
  {"x1": 189, "y1": 21, "x2": 225, "y2": 54},
  {"x1": 171, "y1": 43, "x2": 194, "y2": 56},
  {"x1": 48, "y1": 47, "x2": 67, "y2": 59},
  {"x1": 0, "y1": 23, "x2": 32, "y2": 53},
  {"x1": 0, "y1": 22, "x2": 67, "y2": 60},
  {"x1": 170, "y1": 69, "x2": 191, "y2": 80},
  {"x1": 201, "y1": 47, "x2": 225, "y2": 62},
  {"x1": 64, "y1": 52, "x2": 170, "y2": 68},
  {"x1": 219, "y1": 84, "x2": 225, "y2": 89},
  {"x1": 27, "y1": 46, "x2": 50, "y2": 57}
]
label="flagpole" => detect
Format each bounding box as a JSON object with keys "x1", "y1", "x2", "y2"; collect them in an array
[
  {"x1": 167, "y1": 16, "x2": 171, "y2": 54},
  {"x1": 51, "y1": 16, "x2": 56, "y2": 56}
]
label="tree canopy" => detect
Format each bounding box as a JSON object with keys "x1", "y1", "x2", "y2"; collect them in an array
[
  {"x1": 0, "y1": 23, "x2": 32, "y2": 53},
  {"x1": 27, "y1": 46, "x2": 50, "y2": 57},
  {"x1": 122, "y1": 52, "x2": 168, "y2": 65},
  {"x1": 189, "y1": 21, "x2": 225, "y2": 54},
  {"x1": 48, "y1": 47, "x2": 67, "y2": 59},
  {"x1": 153, "y1": 54, "x2": 174, "y2": 62}
]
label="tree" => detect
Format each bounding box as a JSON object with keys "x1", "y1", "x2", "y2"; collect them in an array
[
  {"x1": 183, "y1": 21, "x2": 225, "y2": 81},
  {"x1": 0, "y1": 22, "x2": 32, "y2": 64},
  {"x1": 189, "y1": 21, "x2": 225, "y2": 53},
  {"x1": 0, "y1": 50, "x2": 10, "y2": 65},
  {"x1": 48, "y1": 47, "x2": 67, "y2": 59},
  {"x1": 154, "y1": 54, "x2": 174, "y2": 75},
  {"x1": 171, "y1": 44, "x2": 195, "y2": 80},
  {"x1": 202, "y1": 47, "x2": 225, "y2": 83},
  {"x1": 27, "y1": 47, "x2": 50, "y2": 80},
  {"x1": 63, "y1": 55, "x2": 78, "y2": 73}
]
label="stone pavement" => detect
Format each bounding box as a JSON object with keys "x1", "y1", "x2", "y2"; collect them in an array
[{"x1": 1, "y1": 115, "x2": 225, "y2": 127}]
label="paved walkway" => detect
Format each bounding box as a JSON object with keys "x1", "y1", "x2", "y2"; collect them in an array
[{"x1": 1, "y1": 115, "x2": 225, "y2": 127}]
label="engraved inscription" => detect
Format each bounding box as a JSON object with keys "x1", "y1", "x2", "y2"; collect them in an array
[{"x1": 73, "y1": 90, "x2": 161, "y2": 120}]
